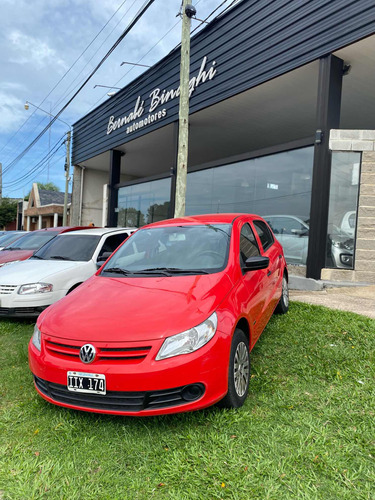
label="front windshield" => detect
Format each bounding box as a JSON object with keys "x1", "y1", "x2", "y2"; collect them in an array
[
  {"x1": 33, "y1": 234, "x2": 101, "y2": 261},
  {"x1": 101, "y1": 224, "x2": 231, "y2": 276},
  {"x1": 6, "y1": 231, "x2": 59, "y2": 250}
]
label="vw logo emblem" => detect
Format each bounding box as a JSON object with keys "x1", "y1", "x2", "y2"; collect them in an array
[{"x1": 79, "y1": 344, "x2": 96, "y2": 364}]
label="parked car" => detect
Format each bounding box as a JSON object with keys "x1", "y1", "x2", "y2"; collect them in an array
[
  {"x1": 0, "y1": 227, "x2": 85, "y2": 268},
  {"x1": 0, "y1": 231, "x2": 26, "y2": 251},
  {"x1": 0, "y1": 227, "x2": 135, "y2": 317},
  {"x1": 29, "y1": 214, "x2": 288, "y2": 416},
  {"x1": 263, "y1": 215, "x2": 309, "y2": 265},
  {"x1": 264, "y1": 214, "x2": 354, "y2": 269}
]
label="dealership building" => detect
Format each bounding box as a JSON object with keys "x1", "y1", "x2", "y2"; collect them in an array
[{"x1": 70, "y1": 0, "x2": 375, "y2": 283}]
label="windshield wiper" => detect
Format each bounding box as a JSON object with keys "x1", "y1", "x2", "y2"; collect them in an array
[
  {"x1": 140, "y1": 267, "x2": 209, "y2": 275},
  {"x1": 8, "y1": 247, "x2": 21, "y2": 251},
  {"x1": 103, "y1": 267, "x2": 134, "y2": 275},
  {"x1": 32, "y1": 255, "x2": 44, "y2": 260},
  {"x1": 49, "y1": 255, "x2": 73, "y2": 261}
]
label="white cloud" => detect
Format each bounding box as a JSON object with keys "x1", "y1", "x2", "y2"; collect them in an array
[
  {"x1": 0, "y1": 91, "x2": 27, "y2": 133},
  {"x1": 8, "y1": 31, "x2": 68, "y2": 71}
]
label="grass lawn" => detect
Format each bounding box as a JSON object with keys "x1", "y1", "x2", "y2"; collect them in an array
[{"x1": 0, "y1": 303, "x2": 374, "y2": 499}]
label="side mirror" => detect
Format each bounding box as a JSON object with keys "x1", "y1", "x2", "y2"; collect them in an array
[
  {"x1": 291, "y1": 229, "x2": 309, "y2": 237},
  {"x1": 243, "y1": 256, "x2": 269, "y2": 271}
]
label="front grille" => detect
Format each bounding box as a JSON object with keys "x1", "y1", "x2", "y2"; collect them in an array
[
  {"x1": 45, "y1": 339, "x2": 152, "y2": 363},
  {"x1": 0, "y1": 285, "x2": 17, "y2": 295},
  {"x1": 34, "y1": 376, "x2": 205, "y2": 412}
]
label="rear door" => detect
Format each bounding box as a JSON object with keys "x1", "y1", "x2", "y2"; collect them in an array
[{"x1": 252, "y1": 220, "x2": 281, "y2": 324}]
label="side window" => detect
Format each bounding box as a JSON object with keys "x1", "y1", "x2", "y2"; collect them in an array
[
  {"x1": 98, "y1": 233, "x2": 129, "y2": 258},
  {"x1": 240, "y1": 224, "x2": 260, "y2": 265},
  {"x1": 253, "y1": 220, "x2": 274, "y2": 252}
]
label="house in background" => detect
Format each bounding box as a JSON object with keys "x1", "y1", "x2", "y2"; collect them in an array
[{"x1": 20, "y1": 183, "x2": 71, "y2": 230}]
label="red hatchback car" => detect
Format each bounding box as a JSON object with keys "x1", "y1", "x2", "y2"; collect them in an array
[{"x1": 29, "y1": 214, "x2": 289, "y2": 416}]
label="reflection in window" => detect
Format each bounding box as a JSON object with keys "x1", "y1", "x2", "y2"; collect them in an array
[
  {"x1": 326, "y1": 152, "x2": 361, "y2": 269},
  {"x1": 117, "y1": 178, "x2": 171, "y2": 227},
  {"x1": 186, "y1": 147, "x2": 313, "y2": 265}
]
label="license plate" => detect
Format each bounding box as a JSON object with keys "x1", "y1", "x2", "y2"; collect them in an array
[{"x1": 67, "y1": 371, "x2": 106, "y2": 395}]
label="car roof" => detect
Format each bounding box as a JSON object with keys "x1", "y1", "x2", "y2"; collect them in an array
[
  {"x1": 58, "y1": 227, "x2": 136, "y2": 236},
  {"x1": 142, "y1": 214, "x2": 260, "y2": 229}
]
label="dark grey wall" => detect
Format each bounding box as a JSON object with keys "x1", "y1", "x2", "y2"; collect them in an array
[{"x1": 72, "y1": 0, "x2": 375, "y2": 164}]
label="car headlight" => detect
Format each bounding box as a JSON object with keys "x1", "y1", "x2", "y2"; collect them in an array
[
  {"x1": 331, "y1": 240, "x2": 353, "y2": 251},
  {"x1": 32, "y1": 324, "x2": 41, "y2": 351},
  {"x1": 156, "y1": 312, "x2": 217, "y2": 360},
  {"x1": 18, "y1": 283, "x2": 53, "y2": 295}
]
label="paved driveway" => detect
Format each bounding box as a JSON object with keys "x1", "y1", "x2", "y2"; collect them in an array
[{"x1": 290, "y1": 285, "x2": 375, "y2": 319}]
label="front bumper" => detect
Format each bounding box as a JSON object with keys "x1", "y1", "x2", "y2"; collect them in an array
[
  {"x1": 29, "y1": 330, "x2": 230, "y2": 416},
  {"x1": 0, "y1": 305, "x2": 48, "y2": 317},
  {"x1": 0, "y1": 290, "x2": 66, "y2": 317}
]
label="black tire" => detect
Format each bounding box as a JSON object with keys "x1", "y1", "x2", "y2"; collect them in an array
[
  {"x1": 218, "y1": 328, "x2": 250, "y2": 409},
  {"x1": 274, "y1": 273, "x2": 289, "y2": 314}
]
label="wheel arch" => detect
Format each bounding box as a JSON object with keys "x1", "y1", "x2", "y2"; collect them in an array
[
  {"x1": 235, "y1": 317, "x2": 251, "y2": 347},
  {"x1": 66, "y1": 282, "x2": 83, "y2": 295}
]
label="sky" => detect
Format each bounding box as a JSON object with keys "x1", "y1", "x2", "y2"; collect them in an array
[{"x1": 0, "y1": 0, "x2": 238, "y2": 199}]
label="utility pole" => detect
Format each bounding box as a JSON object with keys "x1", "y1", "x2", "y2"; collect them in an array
[
  {"x1": 63, "y1": 131, "x2": 71, "y2": 226},
  {"x1": 174, "y1": 1, "x2": 195, "y2": 218}
]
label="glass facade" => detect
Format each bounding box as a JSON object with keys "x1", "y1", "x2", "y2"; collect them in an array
[
  {"x1": 186, "y1": 147, "x2": 314, "y2": 265},
  {"x1": 117, "y1": 177, "x2": 171, "y2": 227},
  {"x1": 326, "y1": 152, "x2": 361, "y2": 269}
]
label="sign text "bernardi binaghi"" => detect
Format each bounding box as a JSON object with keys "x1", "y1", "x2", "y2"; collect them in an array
[{"x1": 106, "y1": 56, "x2": 217, "y2": 135}]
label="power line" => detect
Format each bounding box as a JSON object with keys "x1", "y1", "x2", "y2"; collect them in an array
[
  {"x1": 4, "y1": 135, "x2": 66, "y2": 189},
  {"x1": 51, "y1": 0, "x2": 139, "y2": 113},
  {"x1": 0, "y1": 0, "x2": 131, "y2": 160},
  {"x1": 3, "y1": 0, "x2": 157, "y2": 180}
]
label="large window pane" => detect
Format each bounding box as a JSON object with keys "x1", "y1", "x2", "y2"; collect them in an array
[
  {"x1": 117, "y1": 178, "x2": 171, "y2": 227},
  {"x1": 326, "y1": 152, "x2": 361, "y2": 269},
  {"x1": 186, "y1": 147, "x2": 313, "y2": 265}
]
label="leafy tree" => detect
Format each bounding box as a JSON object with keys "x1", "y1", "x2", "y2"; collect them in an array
[
  {"x1": 118, "y1": 207, "x2": 145, "y2": 227},
  {"x1": 0, "y1": 198, "x2": 18, "y2": 228},
  {"x1": 37, "y1": 182, "x2": 60, "y2": 192},
  {"x1": 147, "y1": 202, "x2": 170, "y2": 224}
]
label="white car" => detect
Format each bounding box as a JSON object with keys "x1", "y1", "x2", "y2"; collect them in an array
[{"x1": 0, "y1": 227, "x2": 135, "y2": 317}]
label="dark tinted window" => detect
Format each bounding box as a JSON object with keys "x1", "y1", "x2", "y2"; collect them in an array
[
  {"x1": 97, "y1": 233, "x2": 129, "y2": 259},
  {"x1": 240, "y1": 224, "x2": 260, "y2": 265},
  {"x1": 253, "y1": 220, "x2": 274, "y2": 252},
  {"x1": 6, "y1": 231, "x2": 59, "y2": 250},
  {"x1": 33, "y1": 235, "x2": 101, "y2": 261}
]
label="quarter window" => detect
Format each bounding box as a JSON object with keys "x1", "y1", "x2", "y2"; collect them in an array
[{"x1": 253, "y1": 220, "x2": 274, "y2": 252}]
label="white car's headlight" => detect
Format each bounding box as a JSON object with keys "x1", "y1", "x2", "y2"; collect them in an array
[
  {"x1": 32, "y1": 324, "x2": 41, "y2": 351},
  {"x1": 18, "y1": 283, "x2": 53, "y2": 295},
  {"x1": 156, "y1": 312, "x2": 217, "y2": 361}
]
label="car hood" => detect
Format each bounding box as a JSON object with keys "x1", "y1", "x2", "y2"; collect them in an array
[
  {"x1": 0, "y1": 260, "x2": 87, "y2": 284},
  {"x1": 40, "y1": 272, "x2": 234, "y2": 342},
  {"x1": 0, "y1": 250, "x2": 33, "y2": 264}
]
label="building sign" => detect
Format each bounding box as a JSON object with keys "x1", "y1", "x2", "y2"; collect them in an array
[{"x1": 106, "y1": 56, "x2": 217, "y2": 136}]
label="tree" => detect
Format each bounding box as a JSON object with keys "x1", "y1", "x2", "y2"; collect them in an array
[
  {"x1": 37, "y1": 182, "x2": 60, "y2": 192},
  {"x1": 0, "y1": 198, "x2": 18, "y2": 228}
]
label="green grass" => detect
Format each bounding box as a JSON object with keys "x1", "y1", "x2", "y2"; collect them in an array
[{"x1": 0, "y1": 303, "x2": 374, "y2": 499}]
